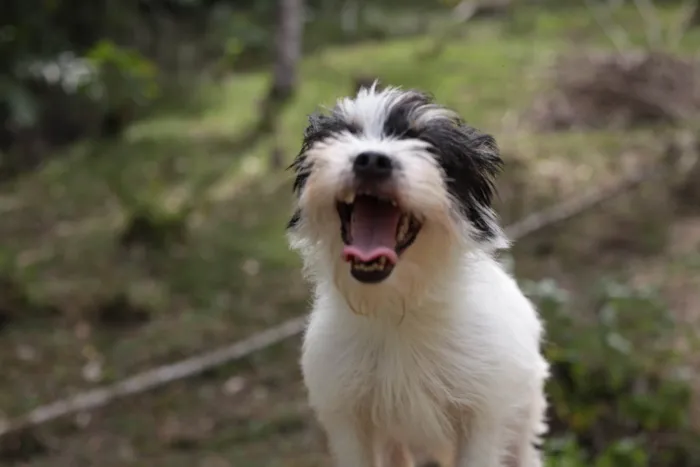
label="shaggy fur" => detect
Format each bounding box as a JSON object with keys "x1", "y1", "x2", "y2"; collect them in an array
[{"x1": 287, "y1": 83, "x2": 549, "y2": 467}]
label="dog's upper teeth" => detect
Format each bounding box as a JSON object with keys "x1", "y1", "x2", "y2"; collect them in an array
[
  {"x1": 397, "y1": 215, "x2": 409, "y2": 243},
  {"x1": 343, "y1": 192, "x2": 355, "y2": 204}
]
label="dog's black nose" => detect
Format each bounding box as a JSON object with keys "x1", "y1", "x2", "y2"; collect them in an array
[{"x1": 353, "y1": 151, "x2": 393, "y2": 180}]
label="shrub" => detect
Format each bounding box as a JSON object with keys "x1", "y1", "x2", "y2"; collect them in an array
[{"x1": 522, "y1": 278, "x2": 700, "y2": 466}]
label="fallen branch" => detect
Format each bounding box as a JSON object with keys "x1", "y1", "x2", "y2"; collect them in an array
[
  {"x1": 0, "y1": 148, "x2": 681, "y2": 441},
  {"x1": 507, "y1": 134, "x2": 692, "y2": 242},
  {"x1": 0, "y1": 317, "x2": 306, "y2": 439},
  {"x1": 507, "y1": 137, "x2": 689, "y2": 240},
  {"x1": 506, "y1": 165, "x2": 647, "y2": 240}
]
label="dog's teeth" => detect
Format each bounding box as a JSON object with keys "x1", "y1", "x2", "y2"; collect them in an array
[
  {"x1": 343, "y1": 193, "x2": 355, "y2": 204},
  {"x1": 397, "y1": 215, "x2": 409, "y2": 243},
  {"x1": 391, "y1": 200, "x2": 397, "y2": 207},
  {"x1": 351, "y1": 257, "x2": 392, "y2": 273}
]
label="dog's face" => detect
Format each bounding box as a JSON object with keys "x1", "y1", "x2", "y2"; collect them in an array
[{"x1": 288, "y1": 84, "x2": 505, "y2": 290}]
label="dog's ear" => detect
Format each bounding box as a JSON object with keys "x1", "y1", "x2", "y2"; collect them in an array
[
  {"x1": 289, "y1": 112, "x2": 329, "y2": 193},
  {"x1": 420, "y1": 119, "x2": 504, "y2": 243},
  {"x1": 286, "y1": 113, "x2": 320, "y2": 231},
  {"x1": 287, "y1": 110, "x2": 360, "y2": 230}
]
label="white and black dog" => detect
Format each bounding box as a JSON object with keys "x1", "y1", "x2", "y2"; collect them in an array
[{"x1": 287, "y1": 83, "x2": 549, "y2": 467}]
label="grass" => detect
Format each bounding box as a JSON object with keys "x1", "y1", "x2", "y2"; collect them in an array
[{"x1": 1, "y1": 3, "x2": 700, "y2": 466}]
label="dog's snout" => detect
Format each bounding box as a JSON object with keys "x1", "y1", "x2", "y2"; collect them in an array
[{"x1": 353, "y1": 151, "x2": 393, "y2": 180}]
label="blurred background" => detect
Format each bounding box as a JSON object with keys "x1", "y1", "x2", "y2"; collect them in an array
[{"x1": 1, "y1": 0, "x2": 700, "y2": 466}]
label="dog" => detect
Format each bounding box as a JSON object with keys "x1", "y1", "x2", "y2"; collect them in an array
[{"x1": 286, "y1": 83, "x2": 549, "y2": 467}]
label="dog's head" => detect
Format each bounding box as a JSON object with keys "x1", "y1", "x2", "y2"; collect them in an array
[{"x1": 287, "y1": 84, "x2": 506, "y2": 298}]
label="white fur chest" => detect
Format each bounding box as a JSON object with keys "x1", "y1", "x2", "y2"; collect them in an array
[{"x1": 301, "y1": 296, "x2": 490, "y2": 447}]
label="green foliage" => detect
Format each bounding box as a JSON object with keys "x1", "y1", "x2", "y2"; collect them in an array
[
  {"x1": 83, "y1": 40, "x2": 160, "y2": 110},
  {"x1": 546, "y1": 436, "x2": 650, "y2": 467},
  {"x1": 523, "y1": 278, "x2": 699, "y2": 466},
  {"x1": 103, "y1": 164, "x2": 191, "y2": 250},
  {"x1": 0, "y1": 0, "x2": 457, "y2": 154},
  {"x1": 119, "y1": 204, "x2": 189, "y2": 250},
  {"x1": 0, "y1": 248, "x2": 57, "y2": 328}
]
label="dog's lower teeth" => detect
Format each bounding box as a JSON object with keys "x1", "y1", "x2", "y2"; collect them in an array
[{"x1": 352, "y1": 258, "x2": 389, "y2": 272}]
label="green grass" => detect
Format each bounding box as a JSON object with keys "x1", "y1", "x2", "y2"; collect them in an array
[{"x1": 1, "y1": 3, "x2": 700, "y2": 465}]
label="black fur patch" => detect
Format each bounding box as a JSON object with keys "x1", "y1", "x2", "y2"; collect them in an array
[
  {"x1": 287, "y1": 111, "x2": 359, "y2": 229},
  {"x1": 383, "y1": 90, "x2": 434, "y2": 139},
  {"x1": 383, "y1": 91, "x2": 503, "y2": 240},
  {"x1": 423, "y1": 123, "x2": 502, "y2": 241}
]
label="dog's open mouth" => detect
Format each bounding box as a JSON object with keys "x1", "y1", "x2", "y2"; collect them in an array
[{"x1": 337, "y1": 193, "x2": 422, "y2": 283}]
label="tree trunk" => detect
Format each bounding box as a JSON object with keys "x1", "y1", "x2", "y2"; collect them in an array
[
  {"x1": 263, "y1": 0, "x2": 304, "y2": 168},
  {"x1": 271, "y1": 0, "x2": 303, "y2": 100},
  {"x1": 257, "y1": 0, "x2": 304, "y2": 134}
]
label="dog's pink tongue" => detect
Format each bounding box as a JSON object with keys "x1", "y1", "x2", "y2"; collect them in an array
[{"x1": 343, "y1": 197, "x2": 400, "y2": 264}]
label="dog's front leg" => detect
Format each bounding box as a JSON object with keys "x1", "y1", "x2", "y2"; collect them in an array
[
  {"x1": 323, "y1": 415, "x2": 377, "y2": 467},
  {"x1": 454, "y1": 415, "x2": 504, "y2": 467}
]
